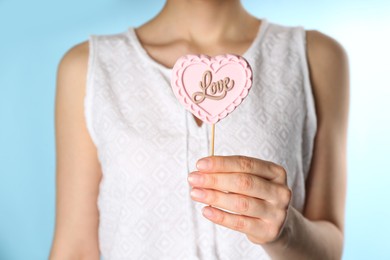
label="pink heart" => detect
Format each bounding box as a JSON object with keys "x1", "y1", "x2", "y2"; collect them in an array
[{"x1": 171, "y1": 54, "x2": 253, "y2": 124}]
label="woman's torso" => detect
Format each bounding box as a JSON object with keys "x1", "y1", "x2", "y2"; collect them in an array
[{"x1": 85, "y1": 19, "x2": 317, "y2": 259}]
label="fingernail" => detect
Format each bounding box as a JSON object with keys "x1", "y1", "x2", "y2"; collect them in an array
[
  {"x1": 197, "y1": 158, "x2": 211, "y2": 171},
  {"x1": 188, "y1": 173, "x2": 202, "y2": 185},
  {"x1": 190, "y1": 188, "x2": 205, "y2": 199},
  {"x1": 202, "y1": 207, "x2": 214, "y2": 218}
]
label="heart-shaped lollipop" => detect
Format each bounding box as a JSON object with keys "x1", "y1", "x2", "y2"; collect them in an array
[
  {"x1": 171, "y1": 54, "x2": 253, "y2": 155},
  {"x1": 171, "y1": 54, "x2": 253, "y2": 124}
]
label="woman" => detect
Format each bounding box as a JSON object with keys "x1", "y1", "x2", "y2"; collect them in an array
[{"x1": 50, "y1": 0, "x2": 349, "y2": 259}]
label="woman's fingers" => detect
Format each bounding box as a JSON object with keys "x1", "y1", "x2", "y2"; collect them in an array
[
  {"x1": 200, "y1": 205, "x2": 283, "y2": 244},
  {"x1": 188, "y1": 172, "x2": 291, "y2": 206},
  {"x1": 196, "y1": 155, "x2": 287, "y2": 184},
  {"x1": 189, "y1": 155, "x2": 292, "y2": 244},
  {"x1": 190, "y1": 188, "x2": 287, "y2": 221}
]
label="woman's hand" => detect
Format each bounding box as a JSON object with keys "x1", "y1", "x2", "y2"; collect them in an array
[{"x1": 188, "y1": 155, "x2": 292, "y2": 245}]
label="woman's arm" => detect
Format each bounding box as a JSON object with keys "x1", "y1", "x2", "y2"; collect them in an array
[
  {"x1": 49, "y1": 42, "x2": 101, "y2": 260},
  {"x1": 187, "y1": 30, "x2": 349, "y2": 260}
]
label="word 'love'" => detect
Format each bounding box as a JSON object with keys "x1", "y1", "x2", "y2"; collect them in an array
[{"x1": 191, "y1": 70, "x2": 235, "y2": 104}]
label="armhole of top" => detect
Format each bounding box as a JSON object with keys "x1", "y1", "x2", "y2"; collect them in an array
[
  {"x1": 84, "y1": 35, "x2": 99, "y2": 147},
  {"x1": 297, "y1": 27, "x2": 318, "y2": 180}
]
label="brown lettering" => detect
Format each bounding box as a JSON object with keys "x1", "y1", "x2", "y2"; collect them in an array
[{"x1": 192, "y1": 70, "x2": 235, "y2": 104}]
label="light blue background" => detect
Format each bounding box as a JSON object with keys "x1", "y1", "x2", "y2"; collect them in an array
[{"x1": 1, "y1": 0, "x2": 389, "y2": 259}]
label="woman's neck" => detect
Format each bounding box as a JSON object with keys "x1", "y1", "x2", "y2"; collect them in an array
[
  {"x1": 134, "y1": 0, "x2": 260, "y2": 69},
  {"x1": 164, "y1": 0, "x2": 245, "y2": 43},
  {"x1": 144, "y1": 0, "x2": 256, "y2": 45}
]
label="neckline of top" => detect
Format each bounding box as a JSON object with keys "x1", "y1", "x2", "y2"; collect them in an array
[{"x1": 127, "y1": 19, "x2": 270, "y2": 74}]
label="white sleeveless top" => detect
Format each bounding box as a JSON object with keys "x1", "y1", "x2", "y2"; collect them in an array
[{"x1": 85, "y1": 19, "x2": 317, "y2": 260}]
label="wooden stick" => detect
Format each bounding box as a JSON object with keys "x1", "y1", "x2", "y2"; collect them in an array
[{"x1": 210, "y1": 123, "x2": 215, "y2": 156}]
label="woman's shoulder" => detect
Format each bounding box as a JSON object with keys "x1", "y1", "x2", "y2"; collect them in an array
[
  {"x1": 264, "y1": 20, "x2": 348, "y2": 88},
  {"x1": 305, "y1": 29, "x2": 348, "y2": 94},
  {"x1": 59, "y1": 41, "x2": 89, "y2": 72},
  {"x1": 60, "y1": 28, "x2": 133, "y2": 61},
  {"x1": 57, "y1": 28, "x2": 135, "y2": 78},
  {"x1": 305, "y1": 29, "x2": 349, "y2": 125},
  {"x1": 306, "y1": 30, "x2": 347, "y2": 62},
  {"x1": 56, "y1": 41, "x2": 91, "y2": 139},
  {"x1": 56, "y1": 42, "x2": 90, "y2": 108},
  {"x1": 265, "y1": 20, "x2": 346, "y2": 53}
]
